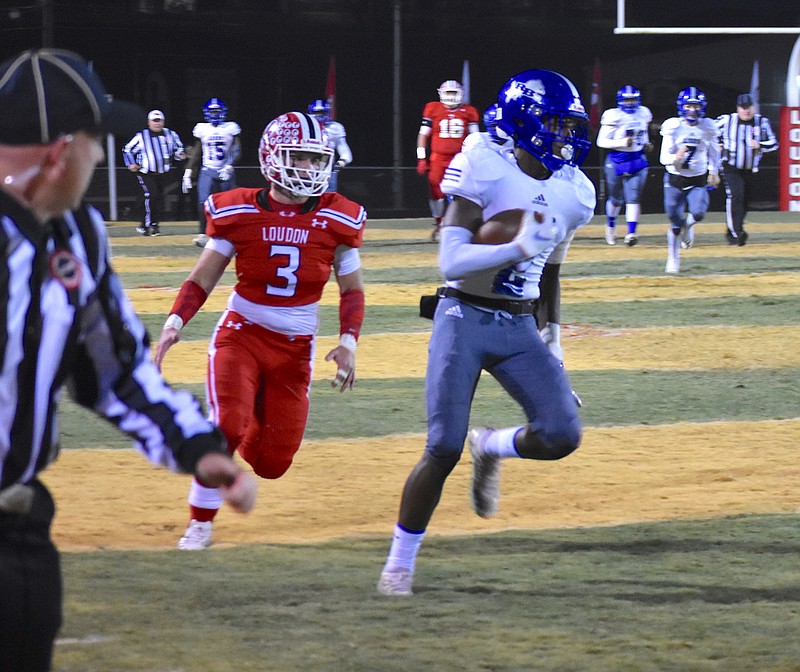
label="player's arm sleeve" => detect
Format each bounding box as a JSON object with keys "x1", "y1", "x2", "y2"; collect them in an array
[
  {"x1": 229, "y1": 137, "x2": 242, "y2": 165},
  {"x1": 596, "y1": 123, "x2": 620, "y2": 149},
  {"x1": 64, "y1": 207, "x2": 227, "y2": 474},
  {"x1": 336, "y1": 137, "x2": 353, "y2": 165},
  {"x1": 659, "y1": 123, "x2": 678, "y2": 166}
]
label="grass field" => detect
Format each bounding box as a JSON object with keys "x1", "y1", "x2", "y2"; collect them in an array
[{"x1": 50, "y1": 212, "x2": 800, "y2": 671}]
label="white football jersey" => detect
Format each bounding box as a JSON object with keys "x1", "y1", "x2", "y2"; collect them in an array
[
  {"x1": 192, "y1": 121, "x2": 241, "y2": 170},
  {"x1": 659, "y1": 117, "x2": 720, "y2": 177},
  {"x1": 461, "y1": 131, "x2": 515, "y2": 156},
  {"x1": 441, "y1": 144, "x2": 595, "y2": 299},
  {"x1": 596, "y1": 106, "x2": 653, "y2": 153}
]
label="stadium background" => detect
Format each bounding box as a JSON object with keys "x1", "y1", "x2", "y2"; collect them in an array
[{"x1": 2, "y1": 0, "x2": 798, "y2": 217}]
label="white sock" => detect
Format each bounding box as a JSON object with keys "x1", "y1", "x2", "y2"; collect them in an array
[
  {"x1": 666, "y1": 229, "x2": 680, "y2": 262},
  {"x1": 625, "y1": 203, "x2": 640, "y2": 223},
  {"x1": 605, "y1": 201, "x2": 620, "y2": 219},
  {"x1": 484, "y1": 426, "x2": 523, "y2": 458},
  {"x1": 187, "y1": 479, "x2": 223, "y2": 510},
  {"x1": 384, "y1": 524, "x2": 425, "y2": 572}
]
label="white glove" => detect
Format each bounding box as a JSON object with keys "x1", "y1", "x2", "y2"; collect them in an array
[
  {"x1": 514, "y1": 210, "x2": 557, "y2": 259},
  {"x1": 181, "y1": 169, "x2": 192, "y2": 194},
  {"x1": 539, "y1": 322, "x2": 564, "y2": 362},
  {"x1": 335, "y1": 159, "x2": 347, "y2": 168},
  {"x1": 218, "y1": 164, "x2": 234, "y2": 181}
]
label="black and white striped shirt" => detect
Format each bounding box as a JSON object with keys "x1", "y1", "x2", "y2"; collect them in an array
[
  {"x1": 0, "y1": 191, "x2": 225, "y2": 493},
  {"x1": 716, "y1": 113, "x2": 778, "y2": 172},
  {"x1": 122, "y1": 128, "x2": 185, "y2": 173}
]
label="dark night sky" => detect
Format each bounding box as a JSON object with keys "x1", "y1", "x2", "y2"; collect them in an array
[{"x1": 2, "y1": 0, "x2": 799, "y2": 166}]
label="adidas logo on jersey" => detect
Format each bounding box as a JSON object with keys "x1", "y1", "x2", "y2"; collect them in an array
[
  {"x1": 532, "y1": 193, "x2": 548, "y2": 206},
  {"x1": 445, "y1": 304, "x2": 464, "y2": 319}
]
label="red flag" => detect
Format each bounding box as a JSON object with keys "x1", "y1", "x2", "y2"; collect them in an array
[
  {"x1": 325, "y1": 56, "x2": 336, "y2": 121},
  {"x1": 589, "y1": 58, "x2": 601, "y2": 133}
]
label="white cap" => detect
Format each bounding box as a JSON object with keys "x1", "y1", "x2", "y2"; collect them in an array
[{"x1": 148, "y1": 109, "x2": 164, "y2": 121}]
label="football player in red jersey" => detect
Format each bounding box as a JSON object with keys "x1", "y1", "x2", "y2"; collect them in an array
[
  {"x1": 154, "y1": 111, "x2": 367, "y2": 550},
  {"x1": 416, "y1": 80, "x2": 480, "y2": 241}
]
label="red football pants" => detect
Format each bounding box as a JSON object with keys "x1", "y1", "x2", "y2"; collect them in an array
[
  {"x1": 206, "y1": 310, "x2": 313, "y2": 479},
  {"x1": 427, "y1": 153, "x2": 456, "y2": 201}
]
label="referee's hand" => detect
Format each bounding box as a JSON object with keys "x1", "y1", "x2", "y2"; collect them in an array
[{"x1": 195, "y1": 453, "x2": 257, "y2": 513}]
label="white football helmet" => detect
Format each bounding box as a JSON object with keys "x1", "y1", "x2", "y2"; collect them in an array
[
  {"x1": 259, "y1": 112, "x2": 334, "y2": 197},
  {"x1": 438, "y1": 80, "x2": 463, "y2": 108}
]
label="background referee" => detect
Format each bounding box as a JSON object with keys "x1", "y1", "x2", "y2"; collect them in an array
[
  {"x1": 122, "y1": 109, "x2": 186, "y2": 236},
  {"x1": 0, "y1": 49, "x2": 255, "y2": 672},
  {"x1": 716, "y1": 93, "x2": 778, "y2": 246}
]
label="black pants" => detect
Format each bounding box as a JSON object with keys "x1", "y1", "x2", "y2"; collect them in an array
[
  {"x1": 721, "y1": 165, "x2": 755, "y2": 236},
  {"x1": 135, "y1": 171, "x2": 171, "y2": 228},
  {"x1": 0, "y1": 480, "x2": 62, "y2": 672}
]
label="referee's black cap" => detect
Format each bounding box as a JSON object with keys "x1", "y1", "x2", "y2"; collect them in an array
[
  {"x1": 0, "y1": 49, "x2": 145, "y2": 145},
  {"x1": 736, "y1": 93, "x2": 754, "y2": 108}
]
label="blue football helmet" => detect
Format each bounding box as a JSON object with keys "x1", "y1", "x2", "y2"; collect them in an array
[
  {"x1": 677, "y1": 87, "x2": 707, "y2": 122},
  {"x1": 616, "y1": 85, "x2": 641, "y2": 114},
  {"x1": 483, "y1": 103, "x2": 499, "y2": 137},
  {"x1": 308, "y1": 99, "x2": 331, "y2": 123},
  {"x1": 495, "y1": 69, "x2": 590, "y2": 171},
  {"x1": 203, "y1": 98, "x2": 227, "y2": 125}
]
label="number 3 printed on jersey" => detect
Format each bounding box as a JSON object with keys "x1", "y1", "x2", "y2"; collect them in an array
[
  {"x1": 267, "y1": 245, "x2": 299, "y2": 297},
  {"x1": 438, "y1": 118, "x2": 465, "y2": 139}
]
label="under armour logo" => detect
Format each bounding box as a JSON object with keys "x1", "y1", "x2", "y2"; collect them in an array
[
  {"x1": 225, "y1": 320, "x2": 243, "y2": 330},
  {"x1": 311, "y1": 218, "x2": 328, "y2": 229},
  {"x1": 445, "y1": 305, "x2": 464, "y2": 318},
  {"x1": 278, "y1": 211, "x2": 297, "y2": 217}
]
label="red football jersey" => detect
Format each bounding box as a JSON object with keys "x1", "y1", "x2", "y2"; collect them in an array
[
  {"x1": 205, "y1": 188, "x2": 366, "y2": 307},
  {"x1": 421, "y1": 101, "x2": 480, "y2": 157}
]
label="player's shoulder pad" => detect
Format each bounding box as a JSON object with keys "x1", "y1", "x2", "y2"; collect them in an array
[
  {"x1": 452, "y1": 145, "x2": 507, "y2": 181},
  {"x1": 205, "y1": 188, "x2": 260, "y2": 222},
  {"x1": 639, "y1": 106, "x2": 653, "y2": 122},
  {"x1": 600, "y1": 108, "x2": 623, "y2": 126},
  {"x1": 699, "y1": 118, "x2": 718, "y2": 134},
  {"x1": 222, "y1": 121, "x2": 241, "y2": 136},
  {"x1": 317, "y1": 194, "x2": 367, "y2": 233},
  {"x1": 326, "y1": 121, "x2": 346, "y2": 134},
  {"x1": 660, "y1": 116, "x2": 680, "y2": 135},
  {"x1": 192, "y1": 122, "x2": 204, "y2": 137}
]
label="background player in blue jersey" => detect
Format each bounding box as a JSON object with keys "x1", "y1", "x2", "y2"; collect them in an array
[
  {"x1": 596, "y1": 85, "x2": 653, "y2": 246},
  {"x1": 182, "y1": 97, "x2": 241, "y2": 247},
  {"x1": 378, "y1": 69, "x2": 596, "y2": 597},
  {"x1": 660, "y1": 87, "x2": 720, "y2": 273}
]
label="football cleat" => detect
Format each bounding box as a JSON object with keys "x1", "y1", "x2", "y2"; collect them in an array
[
  {"x1": 468, "y1": 428, "x2": 501, "y2": 518},
  {"x1": 377, "y1": 568, "x2": 414, "y2": 596},
  {"x1": 665, "y1": 258, "x2": 680, "y2": 274},
  {"x1": 604, "y1": 226, "x2": 616, "y2": 245},
  {"x1": 624, "y1": 233, "x2": 638, "y2": 247},
  {"x1": 177, "y1": 520, "x2": 212, "y2": 550}
]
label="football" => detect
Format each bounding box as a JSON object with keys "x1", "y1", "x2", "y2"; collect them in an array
[{"x1": 473, "y1": 209, "x2": 542, "y2": 245}]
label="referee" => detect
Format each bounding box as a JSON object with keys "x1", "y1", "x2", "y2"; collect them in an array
[
  {"x1": 122, "y1": 109, "x2": 186, "y2": 236},
  {"x1": 716, "y1": 93, "x2": 778, "y2": 246},
  {"x1": 0, "y1": 49, "x2": 255, "y2": 672}
]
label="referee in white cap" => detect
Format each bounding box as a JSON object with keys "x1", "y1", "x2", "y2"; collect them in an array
[
  {"x1": 123, "y1": 109, "x2": 186, "y2": 236},
  {"x1": 716, "y1": 93, "x2": 778, "y2": 246}
]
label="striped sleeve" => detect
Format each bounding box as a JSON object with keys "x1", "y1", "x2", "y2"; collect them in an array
[
  {"x1": 65, "y1": 207, "x2": 226, "y2": 473},
  {"x1": 122, "y1": 132, "x2": 142, "y2": 167}
]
